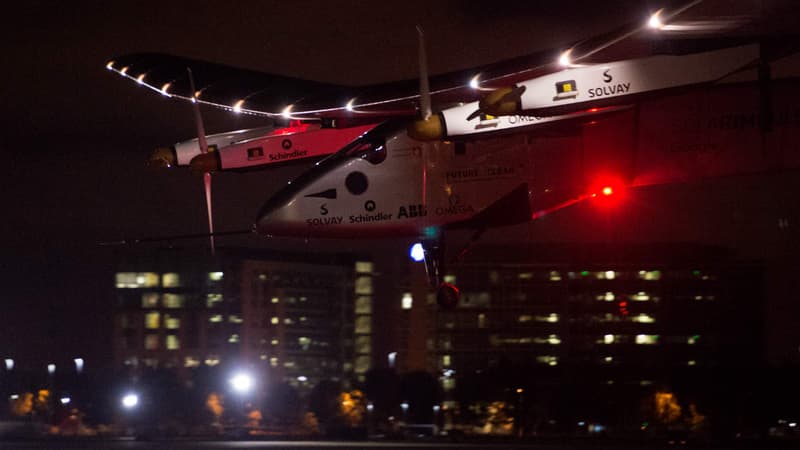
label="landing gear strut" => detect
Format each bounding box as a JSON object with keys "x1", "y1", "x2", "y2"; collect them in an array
[{"x1": 421, "y1": 236, "x2": 460, "y2": 309}]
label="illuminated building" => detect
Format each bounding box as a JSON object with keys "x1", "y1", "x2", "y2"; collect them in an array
[
  {"x1": 112, "y1": 248, "x2": 375, "y2": 389},
  {"x1": 392, "y1": 244, "x2": 762, "y2": 400}
]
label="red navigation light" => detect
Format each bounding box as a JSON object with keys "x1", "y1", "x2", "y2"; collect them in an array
[{"x1": 587, "y1": 175, "x2": 626, "y2": 208}]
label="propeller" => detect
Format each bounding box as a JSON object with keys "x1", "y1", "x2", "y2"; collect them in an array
[
  {"x1": 187, "y1": 68, "x2": 216, "y2": 254},
  {"x1": 417, "y1": 25, "x2": 432, "y2": 121},
  {"x1": 407, "y1": 26, "x2": 445, "y2": 140},
  {"x1": 465, "y1": 84, "x2": 526, "y2": 121}
]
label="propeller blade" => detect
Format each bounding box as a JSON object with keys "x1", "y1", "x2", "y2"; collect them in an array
[
  {"x1": 499, "y1": 85, "x2": 527, "y2": 104},
  {"x1": 187, "y1": 67, "x2": 215, "y2": 254},
  {"x1": 465, "y1": 109, "x2": 482, "y2": 121},
  {"x1": 204, "y1": 172, "x2": 215, "y2": 254},
  {"x1": 416, "y1": 25, "x2": 432, "y2": 120},
  {"x1": 186, "y1": 68, "x2": 209, "y2": 154}
]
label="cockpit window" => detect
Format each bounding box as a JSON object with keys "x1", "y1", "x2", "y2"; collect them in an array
[{"x1": 346, "y1": 139, "x2": 386, "y2": 165}]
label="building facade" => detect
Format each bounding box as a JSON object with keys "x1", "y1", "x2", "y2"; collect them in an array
[{"x1": 112, "y1": 248, "x2": 376, "y2": 390}]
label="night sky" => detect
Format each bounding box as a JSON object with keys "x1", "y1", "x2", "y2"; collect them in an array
[{"x1": 3, "y1": 0, "x2": 800, "y2": 369}]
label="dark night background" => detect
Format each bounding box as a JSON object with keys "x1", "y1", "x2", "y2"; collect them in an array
[{"x1": 2, "y1": 0, "x2": 800, "y2": 371}]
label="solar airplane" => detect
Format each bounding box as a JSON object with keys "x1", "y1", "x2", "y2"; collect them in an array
[{"x1": 106, "y1": 1, "x2": 800, "y2": 307}]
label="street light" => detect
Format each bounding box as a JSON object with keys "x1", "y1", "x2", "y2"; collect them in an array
[
  {"x1": 121, "y1": 393, "x2": 139, "y2": 409},
  {"x1": 74, "y1": 358, "x2": 84, "y2": 373},
  {"x1": 229, "y1": 371, "x2": 254, "y2": 394}
]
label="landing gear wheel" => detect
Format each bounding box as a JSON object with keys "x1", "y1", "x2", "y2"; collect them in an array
[{"x1": 436, "y1": 282, "x2": 460, "y2": 309}]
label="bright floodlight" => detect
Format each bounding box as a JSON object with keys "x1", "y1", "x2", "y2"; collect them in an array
[
  {"x1": 409, "y1": 243, "x2": 425, "y2": 262},
  {"x1": 602, "y1": 186, "x2": 614, "y2": 196},
  {"x1": 60, "y1": 397, "x2": 71, "y2": 405},
  {"x1": 121, "y1": 393, "x2": 139, "y2": 409},
  {"x1": 229, "y1": 372, "x2": 254, "y2": 393}
]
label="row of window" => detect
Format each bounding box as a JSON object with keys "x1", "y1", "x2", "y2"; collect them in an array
[{"x1": 116, "y1": 272, "x2": 223, "y2": 289}]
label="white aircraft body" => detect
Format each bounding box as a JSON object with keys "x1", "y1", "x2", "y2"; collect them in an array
[{"x1": 106, "y1": 0, "x2": 800, "y2": 306}]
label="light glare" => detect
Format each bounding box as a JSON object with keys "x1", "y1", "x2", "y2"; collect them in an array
[
  {"x1": 233, "y1": 99, "x2": 244, "y2": 114},
  {"x1": 122, "y1": 393, "x2": 139, "y2": 409},
  {"x1": 230, "y1": 372, "x2": 254, "y2": 393},
  {"x1": 409, "y1": 243, "x2": 425, "y2": 262},
  {"x1": 558, "y1": 49, "x2": 572, "y2": 67},
  {"x1": 648, "y1": 10, "x2": 664, "y2": 29}
]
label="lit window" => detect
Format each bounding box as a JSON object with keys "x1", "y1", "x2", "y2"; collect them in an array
[
  {"x1": 271, "y1": 339, "x2": 279, "y2": 346},
  {"x1": 355, "y1": 276, "x2": 373, "y2": 295},
  {"x1": 204, "y1": 356, "x2": 220, "y2": 366},
  {"x1": 603, "y1": 334, "x2": 615, "y2": 344},
  {"x1": 477, "y1": 313, "x2": 487, "y2": 328},
  {"x1": 444, "y1": 274, "x2": 457, "y2": 284},
  {"x1": 354, "y1": 355, "x2": 370, "y2": 374},
  {"x1": 631, "y1": 314, "x2": 655, "y2": 323},
  {"x1": 284, "y1": 318, "x2": 294, "y2": 325},
  {"x1": 355, "y1": 261, "x2": 374, "y2": 273},
  {"x1": 355, "y1": 316, "x2": 371, "y2": 334},
  {"x1": 116, "y1": 272, "x2": 159, "y2": 288},
  {"x1": 536, "y1": 355, "x2": 558, "y2": 366},
  {"x1": 355, "y1": 296, "x2": 372, "y2": 314},
  {"x1": 442, "y1": 378, "x2": 456, "y2": 391},
  {"x1": 184, "y1": 356, "x2": 200, "y2": 367},
  {"x1": 600, "y1": 292, "x2": 615, "y2": 301},
  {"x1": 208, "y1": 272, "x2": 224, "y2": 281},
  {"x1": 162, "y1": 273, "x2": 181, "y2": 287},
  {"x1": 166, "y1": 335, "x2": 180, "y2": 350},
  {"x1": 635, "y1": 334, "x2": 659, "y2": 345},
  {"x1": 604, "y1": 356, "x2": 614, "y2": 363},
  {"x1": 228, "y1": 315, "x2": 243, "y2": 324},
  {"x1": 163, "y1": 294, "x2": 184, "y2": 308},
  {"x1": 298, "y1": 336, "x2": 311, "y2": 350},
  {"x1": 442, "y1": 354, "x2": 451, "y2": 367},
  {"x1": 534, "y1": 313, "x2": 559, "y2": 323},
  {"x1": 206, "y1": 294, "x2": 223, "y2": 308},
  {"x1": 271, "y1": 317, "x2": 279, "y2": 325},
  {"x1": 604, "y1": 271, "x2": 616, "y2": 280},
  {"x1": 228, "y1": 334, "x2": 240, "y2": 344},
  {"x1": 687, "y1": 360, "x2": 697, "y2": 366},
  {"x1": 270, "y1": 357, "x2": 278, "y2": 367},
  {"x1": 283, "y1": 360, "x2": 295, "y2": 368},
  {"x1": 144, "y1": 334, "x2": 159, "y2": 350},
  {"x1": 518, "y1": 272, "x2": 533, "y2": 280},
  {"x1": 687, "y1": 335, "x2": 700, "y2": 345},
  {"x1": 271, "y1": 297, "x2": 279, "y2": 304},
  {"x1": 209, "y1": 314, "x2": 222, "y2": 323},
  {"x1": 355, "y1": 335, "x2": 371, "y2": 354},
  {"x1": 165, "y1": 315, "x2": 180, "y2": 329},
  {"x1": 631, "y1": 292, "x2": 650, "y2": 301},
  {"x1": 549, "y1": 271, "x2": 562, "y2": 281},
  {"x1": 401, "y1": 292, "x2": 413, "y2": 310},
  {"x1": 638, "y1": 270, "x2": 661, "y2": 280},
  {"x1": 141, "y1": 293, "x2": 159, "y2": 308},
  {"x1": 518, "y1": 315, "x2": 532, "y2": 323},
  {"x1": 547, "y1": 334, "x2": 561, "y2": 345},
  {"x1": 145, "y1": 312, "x2": 160, "y2": 329}
]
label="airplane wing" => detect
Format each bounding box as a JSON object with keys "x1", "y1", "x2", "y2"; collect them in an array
[{"x1": 106, "y1": 0, "x2": 799, "y2": 125}]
